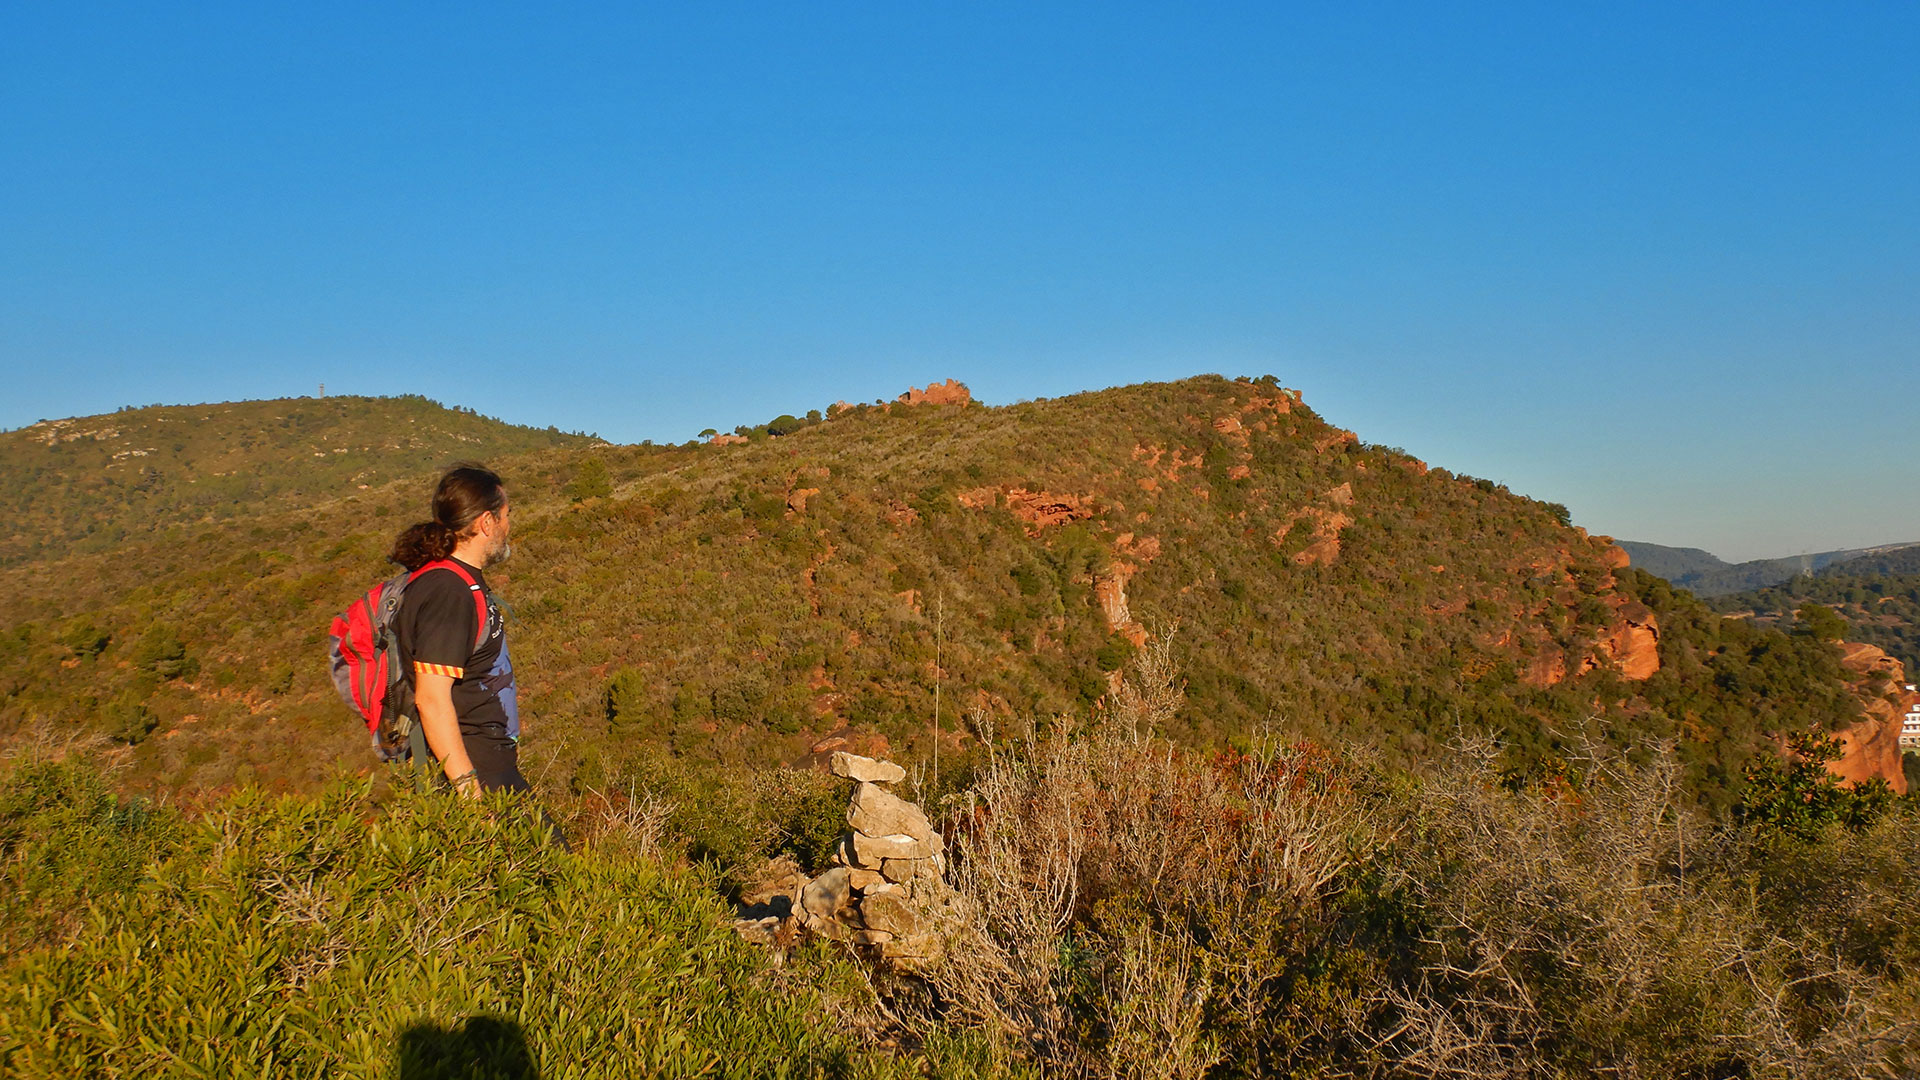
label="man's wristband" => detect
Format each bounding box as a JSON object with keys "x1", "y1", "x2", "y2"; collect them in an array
[{"x1": 449, "y1": 769, "x2": 478, "y2": 786}]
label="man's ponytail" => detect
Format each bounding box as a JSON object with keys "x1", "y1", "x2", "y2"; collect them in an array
[
  {"x1": 389, "y1": 463, "x2": 507, "y2": 571},
  {"x1": 390, "y1": 521, "x2": 458, "y2": 571}
]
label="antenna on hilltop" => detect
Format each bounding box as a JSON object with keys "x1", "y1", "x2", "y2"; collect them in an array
[{"x1": 318, "y1": 383, "x2": 326, "y2": 398}]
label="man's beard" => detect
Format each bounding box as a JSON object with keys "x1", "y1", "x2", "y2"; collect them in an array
[{"x1": 488, "y1": 536, "x2": 513, "y2": 565}]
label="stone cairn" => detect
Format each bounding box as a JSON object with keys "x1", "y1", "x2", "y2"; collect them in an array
[{"x1": 735, "y1": 751, "x2": 955, "y2": 970}]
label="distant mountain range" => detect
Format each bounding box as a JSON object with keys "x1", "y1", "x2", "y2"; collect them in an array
[
  {"x1": 1619, "y1": 540, "x2": 1920, "y2": 597},
  {"x1": 1704, "y1": 545, "x2": 1920, "y2": 678}
]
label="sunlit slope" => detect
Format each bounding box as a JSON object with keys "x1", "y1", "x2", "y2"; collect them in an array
[
  {"x1": 0, "y1": 376, "x2": 1874, "y2": 810},
  {"x1": 0, "y1": 395, "x2": 594, "y2": 565}
]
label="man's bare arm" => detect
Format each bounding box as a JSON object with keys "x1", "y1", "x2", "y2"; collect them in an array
[{"x1": 414, "y1": 671, "x2": 479, "y2": 798}]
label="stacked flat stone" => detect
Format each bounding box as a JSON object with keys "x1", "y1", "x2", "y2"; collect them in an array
[{"x1": 792, "y1": 751, "x2": 952, "y2": 967}]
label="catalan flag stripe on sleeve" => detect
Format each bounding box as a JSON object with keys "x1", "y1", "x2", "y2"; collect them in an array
[{"x1": 414, "y1": 661, "x2": 464, "y2": 678}]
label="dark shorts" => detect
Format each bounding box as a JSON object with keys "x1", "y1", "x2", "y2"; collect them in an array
[
  {"x1": 462, "y1": 730, "x2": 532, "y2": 794},
  {"x1": 449, "y1": 730, "x2": 568, "y2": 851}
]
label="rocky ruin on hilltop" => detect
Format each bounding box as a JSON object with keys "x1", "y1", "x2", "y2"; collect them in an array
[{"x1": 896, "y1": 379, "x2": 972, "y2": 407}]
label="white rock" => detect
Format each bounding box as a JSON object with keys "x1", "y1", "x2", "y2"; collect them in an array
[
  {"x1": 800, "y1": 867, "x2": 851, "y2": 922},
  {"x1": 848, "y1": 782, "x2": 933, "y2": 840},
  {"x1": 852, "y1": 830, "x2": 935, "y2": 863},
  {"x1": 830, "y1": 752, "x2": 907, "y2": 784}
]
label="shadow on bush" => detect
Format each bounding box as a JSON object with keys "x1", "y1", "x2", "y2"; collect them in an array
[{"x1": 396, "y1": 1014, "x2": 538, "y2": 1080}]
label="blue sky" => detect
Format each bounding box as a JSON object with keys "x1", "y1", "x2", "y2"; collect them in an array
[{"x1": 3, "y1": 3, "x2": 1915, "y2": 561}]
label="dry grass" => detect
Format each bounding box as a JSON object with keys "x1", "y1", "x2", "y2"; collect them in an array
[
  {"x1": 1373, "y1": 735, "x2": 1920, "y2": 1079},
  {"x1": 925, "y1": 636, "x2": 1385, "y2": 1078},
  {"x1": 907, "y1": 647, "x2": 1920, "y2": 1078}
]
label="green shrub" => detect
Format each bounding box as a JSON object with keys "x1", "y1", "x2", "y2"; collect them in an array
[
  {"x1": 103, "y1": 691, "x2": 159, "y2": 745},
  {"x1": 0, "y1": 753, "x2": 179, "y2": 956},
  {"x1": 130, "y1": 624, "x2": 196, "y2": 681},
  {"x1": 1797, "y1": 600, "x2": 1850, "y2": 642},
  {"x1": 563, "y1": 457, "x2": 612, "y2": 502},
  {"x1": 57, "y1": 618, "x2": 110, "y2": 659},
  {"x1": 711, "y1": 670, "x2": 769, "y2": 725},
  {"x1": 1093, "y1": 634, "x2": 1135, "y2": 672},
  {"x1": 1737, "y1": 730, "x2": 1896, "y2": 839},
  {"x1": 602, "y1": 667, "x2": 649, "y2": 733},
  {"x1": 775, "y1": 773, "x2": 849, "y2": 873},
  {"x1": 0, "y1": 764, "x2": 912, "y2": 1080}
]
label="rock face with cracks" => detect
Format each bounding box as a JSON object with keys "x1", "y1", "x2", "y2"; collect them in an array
[{"x1": 1828, "y1": 642, "x2": 1912, "y2": 794}]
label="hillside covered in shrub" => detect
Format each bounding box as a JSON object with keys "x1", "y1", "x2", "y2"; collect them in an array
[
  {"x1": 0, "y1": 395, "x2": 594, "y2": 566},
  {"x1": 5, "y1": 667, "x2": 1915, "y2": 1078},
  {"x1": 0, "y1": 375, "x2": 1896, "y2": 813},
  {"x1": 1712, "y1": 551, "x2": 1920, "y2": 677}
]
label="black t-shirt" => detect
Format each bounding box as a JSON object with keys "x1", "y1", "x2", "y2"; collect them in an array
[{"x1": 396, "y1": 559, "x2": 514, "y2": 744}]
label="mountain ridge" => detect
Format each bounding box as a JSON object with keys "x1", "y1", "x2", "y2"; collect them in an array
[
  {"x1": 1, "y1": 376, "x2": 1905, "y2": 807},
  {"x1": 0, "y1": 395, "x2": 596, "y2": 567},
  {"x1": 1619, "y1": 539, "x2": 1920, "y2": 597}
]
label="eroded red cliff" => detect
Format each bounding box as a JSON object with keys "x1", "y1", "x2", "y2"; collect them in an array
[{"x1": 1828, "y1": 642, "x2": 1911, "y2": 794}]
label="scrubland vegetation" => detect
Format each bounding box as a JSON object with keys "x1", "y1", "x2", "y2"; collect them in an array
[
  {"x1": 0, "y1": 377, "x2": 1893, "y2": 818},
  {"x1": 5, "y1": 376, "x2": 1918, "y2": 1075},
  {"x1": 6, "y1": 647, "x2": 1916, "y2": 1077},
  {"x1": 0, "y1": 395, "x2": 591, "y2": 566},
  {"x1": 0, "y1": 738, "x2": 959, "y2": 1079},
  {"x1": 1713, "y1": 549, "x2": 1920, "y2": 677}
]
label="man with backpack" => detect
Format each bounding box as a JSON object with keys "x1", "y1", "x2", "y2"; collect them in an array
[{"x1": 386, "y1": 463, "x2": 528, "y2": 799}]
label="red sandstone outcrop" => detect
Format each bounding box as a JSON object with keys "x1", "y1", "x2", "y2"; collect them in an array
[
  {"x1": 1133, "y1": 443, "x2": 1205, "y2": 482},
  {"x1": 1272, "y1": 505, "x2": 1352, "y2": 566},
  {"x1": 1525, "y1": 650, "x2": 1569, "y2": 688},
  {"x1": 897, "y1": 379, "x2": 972, "y2": 407},
  {"x1": 708, "y1": 433, "x2": 749, "y2": 446},
  {"x1": 1093, "y1": 565, "x2": 1148, "y2": 647},
  {"x1": 1212, "y1": 414, "x2": 1252, "y2": 448},
  {"x1": 1314, "y1": 429, "x2": 1358, "y2": 454},
  {"x1": 785, "y1": 487, "x2": 820, "y2": 516},
  {"x1": 1837, "y1": 641, "x2": 1902, "y2": 682},
  {"x1": 1580, "y1": 600, "x2": 1661, "y2": 681},
  {"x1": 1234, "y1": 390, "x2": 1296, "y2": 416},
  {"x1": 1114, "y1": 532, "x2": 1161, "y2": 563},
  {"x1": 959, "y1": 486, "x2": 1094, "y2": 535},
  {"x1": 1167, "y1": 448, "x2": 1203, "y2": 478},
  {"x1": 1828, "y1": 642, "x2": 1911, "y2": 793},
  {"x1": 1087, "y1": 533, "x2": 1163, "y2": 646}
]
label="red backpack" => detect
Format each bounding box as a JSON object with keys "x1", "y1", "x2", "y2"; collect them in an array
[{"x1": 328, "y1": 559, "x2": 487, "y2": 762}]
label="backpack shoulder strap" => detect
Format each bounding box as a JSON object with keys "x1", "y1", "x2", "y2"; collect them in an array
[{"x1": 407, "y1": 559, "x2": 489, "y2": 647}]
